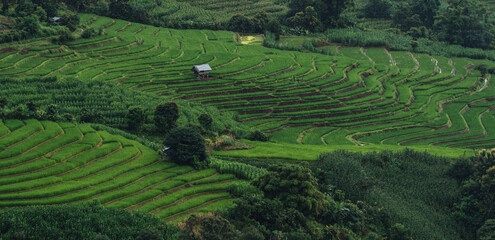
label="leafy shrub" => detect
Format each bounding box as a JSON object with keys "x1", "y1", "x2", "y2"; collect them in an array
[
  {"x1": 82, "y1": 27, "x2": 98, "y2": 38},
  {"x1": 163, "y1": 127, "x2": 209, "y2": 169},
  {"x1": 248, "y1": 130, "x2": 269, "y2": 142}
]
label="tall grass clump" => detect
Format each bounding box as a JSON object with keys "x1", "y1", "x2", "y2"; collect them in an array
[{"x1": 324, "y1": 28, "x2": 412, "y2": 51}]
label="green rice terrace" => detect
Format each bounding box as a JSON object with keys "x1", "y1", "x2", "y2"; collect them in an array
[
  {"x1": 2, "y1": 14, "x2": 495, "y2": 150},
  {"x1": 0, "y1": 118, "x2": 239, "y2": 222},
  {"x1": 480, "y1": 0, "x2": 495, "y2": 14}
]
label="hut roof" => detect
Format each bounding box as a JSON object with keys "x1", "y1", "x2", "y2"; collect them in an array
[{"x1": 193, "y1": 64, "x2": 212, "y2": 72}]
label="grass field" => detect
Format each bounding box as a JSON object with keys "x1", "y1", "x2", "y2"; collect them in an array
[
  {"x1": 1, "y1": 14, "x2": 495, "y2": 151},
  {"x1": 0, "y1": 119, "x2": 240, "y2": 222}
]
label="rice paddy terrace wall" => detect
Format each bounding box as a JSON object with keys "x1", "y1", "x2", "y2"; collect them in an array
[
  {"x1": 0, "y1": 118, "x2": 239, "y2": 222},
  {"x1": 2, "y1": 14, "x2": 495, "y2": 149}
]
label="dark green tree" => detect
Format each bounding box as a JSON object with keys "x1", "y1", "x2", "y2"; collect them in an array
[
  {"x1": 154, "y1": 102, "x2": 179, "y2": 133},
  {"x1": 60, "y1": 12, "x2": 80, "y2": 31},
  {"x1": 227, "y1": 15, "x2": 252, "y2": 33},
  {"x1": 0, "y1": 97, "x2": 8, "y2": 109},
  {"x1": 126, "y1": 106, "x2": 145, "y2": 131},
  {"x1": 26, "y1": 101, "x2": 37, "y2": 112},
  {"x1": 198, "y1": 113, "x2": 213, "y2": 131},
  {"x1": 288, "y1": 6, "x2": 322, "y2": 32},
  {"x1": 363, "y1": 0, "x2": 392, "y2": 19},
  {"x1": 179, "y1": 214, "x2": 239, "y2": 240},
  {"x1": 288, "y1": 0, "x2": 353, "y2": 28},
  {"x1": 411, "y1": 0, "x2": 440, "y2": 28},
  {"x1": 434, "y1": 0, "x2": 494, "y2": 49},
  {"x1": 248, "y1": 130, "x2": 269, "y2": 142},
  {"x1": 80, "y1": 107, "x2": 103, "y2": 123},
  {"x1": 478, "y1": 219, "x2": 495, "y2": 240},
  {"x1": 15, "y1": 16, "x2": 41, "y2": 36},
  {"x1": 265, "y1": 19, "x2": 282, "y2": 40},
  {"x1": 163, "y1": 127, "x2": 208, "y2": 168},
  {"x1": 254, "y1": 164, "x2": 330, "y2": 217},
  {"x1": 1, "y1": 0, "x2": 11, "y2": 13},
  {"x1": 46, "y1": 104, "x2": 57, "y2": 121},
  {"x1": 251, "y1": 11, "x2": 268, "y2": 33}
]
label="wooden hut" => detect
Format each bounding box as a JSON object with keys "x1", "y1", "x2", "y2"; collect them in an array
[{"x1": 192, "y1": 64, "x2": 212, "y2": 79}]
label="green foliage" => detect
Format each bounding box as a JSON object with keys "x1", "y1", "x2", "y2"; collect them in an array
[
  {"x1": 179, "y1": 214, "x2": 239, "y2": 240},
  {"x1": 81, "y1": 27, "x2": 98, "y2": 38},
  {"x1": 434, "y1": 0, "x2": 494, "y2": 49},
  {"x1": 287, "y1": 0, "x2": 354, "y2": 28},
  {"x1": 478, "y1": 219, "x2": 495, "y2": 240},
  {"x1": 248, "y1": 130, "x2": 269, "y2": 142},
  {"x1": 163, "y1": 127, "x2": 208, "y2": 169},
  {"x1": 59, "y1": 11, "x2": 80, "y2": 31},
  {"x1": 311, "y1": 149, "x2": 463, "y2": 240},
  {"x1": 254, "y1": 164, "x2": 329, "y2": 217},
  {"x1": 227, "y1": 12, "x2": 280, "y2": 34},
  {"x1": 126, "y1": 106, "x2": 145, "y2": 131},
  {"x1": 454, "y1": 149, "x2": 495, "y2": 238},
  {"x1": 0, "y1": 201, "x2": 178, "y2": 240},
  {"x1": 389, "y1": 223, "x2": 413, "y2": 240},
  {"x1": 198, "y1": 113, "x2": 213, "y2": 131},
  {"x1": 288, "y1": 6, "x2": 322, "y2": 32},
  {"x1": 155, "y1": 102, "x2": 179, "y2": 133},
  {"x1": 0, "y1": 0, "x2": 80, "y2": 43},
  {"x1": 363, "y1": 0, "x2": 392, "y2": 19}
]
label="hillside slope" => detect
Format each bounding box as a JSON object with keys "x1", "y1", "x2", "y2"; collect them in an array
[
  {"x1": 1, "y1": 14, "x2": 495, "y2": 149},
  {"x1": 0, "y1": 119, "x2": 239, "y2": 222}
]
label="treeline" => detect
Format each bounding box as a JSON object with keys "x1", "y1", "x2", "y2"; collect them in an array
[{"x1": 361, "y1": 0, "x2": 494, "y2": 49}]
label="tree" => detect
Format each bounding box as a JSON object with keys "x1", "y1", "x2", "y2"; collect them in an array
[
  {"x1": 198, "y1": 113, "x2": 213, "y2": 131},
  {"x1": 126, "y1": 106, "x2": 145, "y2": 131},
  {"x1": 80, "y1": 107, "x2": 103, "y2": 123},
  {"x1": 251, "y1": 11, "x2": 268, "y2": 33},
  {"x1": 1, "y1": 0, "x2": 10, "y2": 13},
  {"x1": 411, "y1": 0, "x2": 440, "y2": 28},
  {"x1": 179, "y1": 214, "x2": 239, "y2": 240},
  {"x1": 265, "y1": 19, "x2": 282, "y2": 40},
  {"x1": 288, "y1": 6, "x2": 322, "y2": 32},
  {"x1": 0, "y1": 97, "x2": 8, "y2": 109},
  {"x1": 363, "y1": 0, "x2": 392, "y2": 19},
  {"x1": 46, "y1": 104, "x2": 57, "y2": 121},
  {"x1": 15, "y1": 16, "x2": 41, "y2": 36},
  {"x1": 434, "y1": 0, "x2": 494, "y2": 49},
  {"x1": 154, "y1": 102, "x2": 179, "y2": 133},
  {"x1": 478, "y1": 219, "x2": 495, "y2": 240},
  {"x1": 288, "y1": 0, "x2": 354, "y2": 29},
  {"x1": 163, "y1": 127, "x2": 208, "y2": 168},
  {"x1": 60, "y1": 12, "x2": 80, "y2": 31},
  {"x1": 227, "y1": 15, "x2": 252, "y2": 33},
  {"x1": 254, "y1": 164, "x2": 330, "y2": 217}
]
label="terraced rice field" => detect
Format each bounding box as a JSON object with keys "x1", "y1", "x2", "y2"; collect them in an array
[
  {"x1": 0, "y1": 119, "x2": 238, "y2": 222},
  {"x1": 2, "y1": 14, "x2": 495, "y2": 148},
  {"x1": 480, "y1": 0, "x2": 495, "y2": 13},
  {"x1": 173, "y1": 0, "x2": 288, "y2": 21}
]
